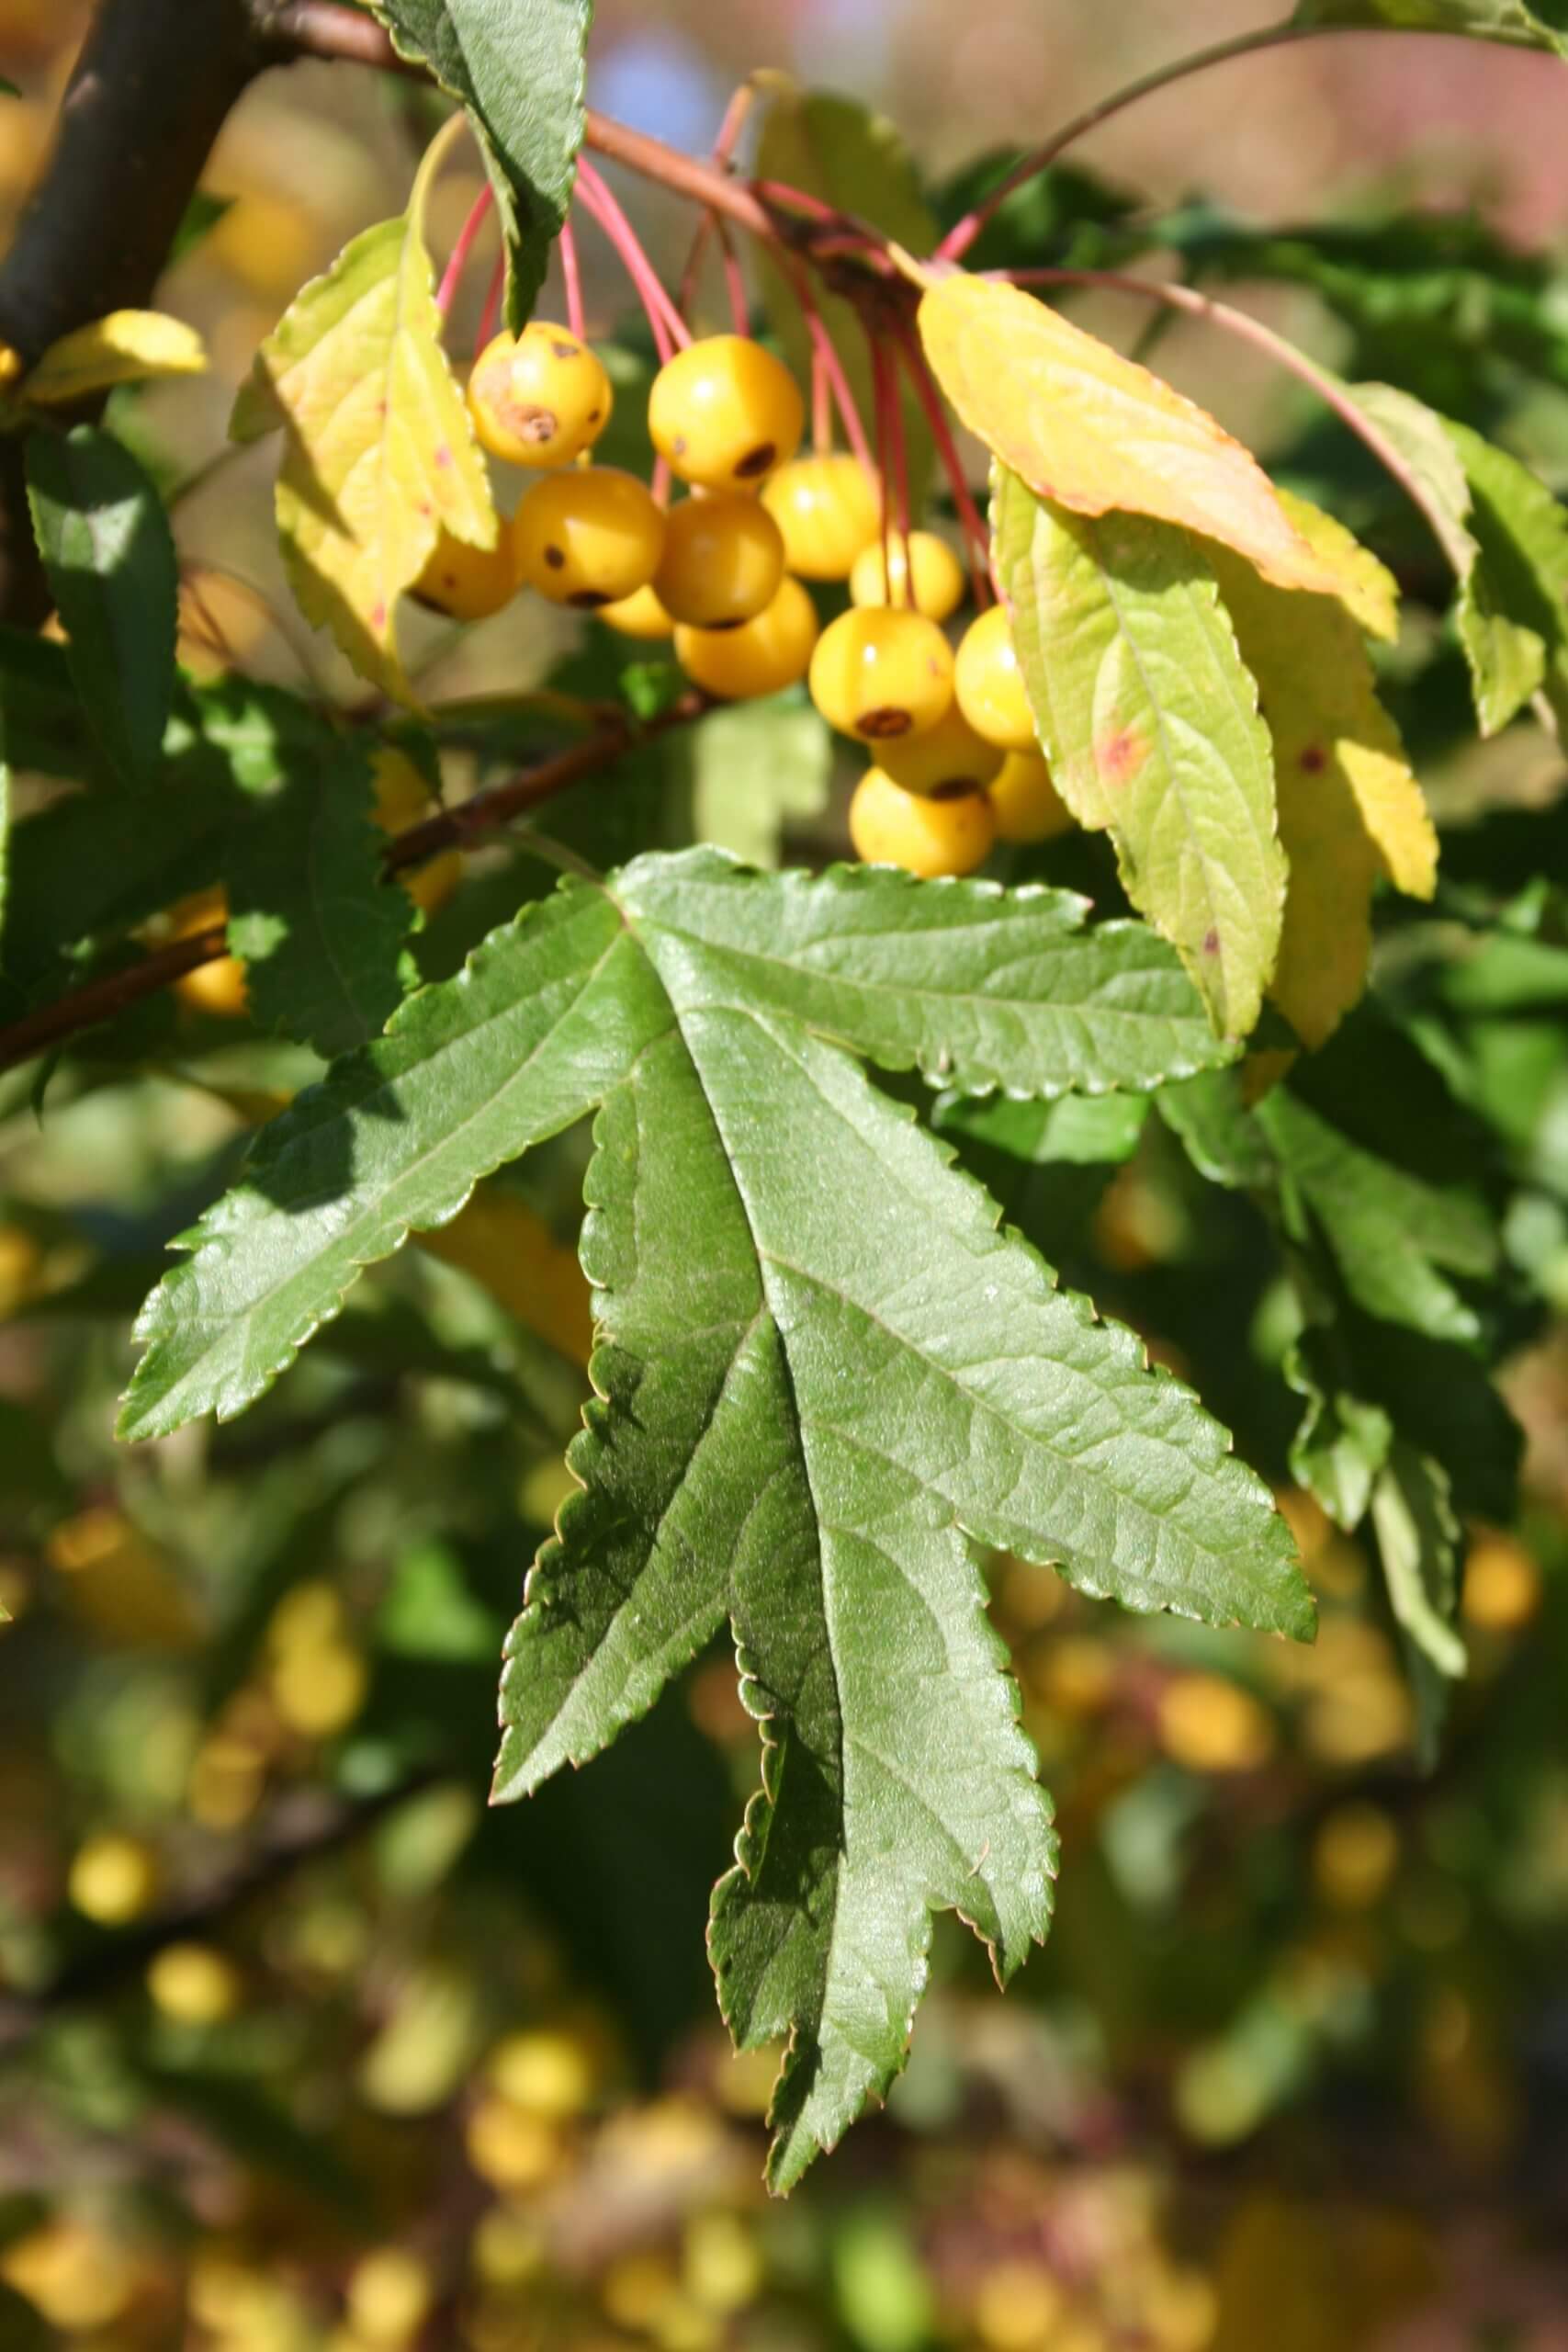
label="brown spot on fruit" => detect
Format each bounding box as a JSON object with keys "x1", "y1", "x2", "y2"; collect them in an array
[
  {"x1": 859, "y1": 707, "x2": 913, "y2": 740},
  {"x1": 1300, "y1": 744, "x2": 1326, "y2": 773},
  {"x1": 586, "y1": 408, "x2": 602, "y2": 424},
  {"x1": 672, "y1": 434, "x2": 688, "y2": 456},
  {"x1": 543, "y1": 545, "x2": 566, "y2": 570},
  {"x1": 550, "y1": 338, "x2": 579, "y2": 360},
  {"x1": 1096, "y1": 726, "x2": 1148, "y2": 786},
  {"x1": 517, "y1": 406, "x2": 558, "y2": 445},
  {"x1": 568, "y1": 589, "x2": 610, "y2": 609},
  {"x1": 734, "y1": 441, "x2": 776, "y2": 480}
]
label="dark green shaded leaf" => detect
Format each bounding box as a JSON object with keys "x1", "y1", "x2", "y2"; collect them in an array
[{"x1": 24, "y1": 425, "x2": 177, "y2": 784}]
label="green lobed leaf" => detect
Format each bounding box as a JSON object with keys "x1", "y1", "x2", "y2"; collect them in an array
[
  {"x1": 1444, "y1": 418, "x2": 1568, "y2": 736},
  {"x1": 24, "y1": 424, "x2": 178, "y2": 786},
  {"x1": 371, "y1": 0, "x2": 592, "y2": 327},
  {"x1": 615, "y1": 849, "x2": 1244, "y2": 1098},
  {"x1": 118, "y1": 885, "x2": 663, "y2": 1441},
  {"x1": 993, "y1": 466, "x2": 1283, "y2": 1039},
  {"x1": 1292, "y1": 0, "x2": 1568, "y2": 54},
  {"x1": 220, "y1": 696, "x2": 412, "y2": 1057},
  {"x1": 1347, "y1": 382, "x2": 1545, "y2": 734}
]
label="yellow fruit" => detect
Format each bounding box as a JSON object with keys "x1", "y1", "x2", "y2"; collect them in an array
[
  {"x1": 1, "y1": 2222, "x2": 141, "y2": 2333},
  {"x1": 170, "y1": 887, "x2": 247, "y2": 1019},
  {"x1": 1156, "y1": 1674, "x2": 1275, "y2": 1774},
  {"x1": 648, "y1": 334, "x2": 805, "y2": 490},
  {"x1": 272, "y1": 1641, "x2": 367, "y2": 1738},
  {"x1": 1313, "y1": 1803, "x2": 1399, "y2": 1910},
  {"x1": 69, "y1": 1832, "x2": 160, "y2": 1924},
  {"x1": 513, "y1": 466, "x2": 666, "y2": 607},
  {"x1": 809, "y1": 606, "x2": 954, "y2": 743},
  {"x1": 675, "y1": 574, "x2": 819, "y2": 701},
  {"x1": 1461, "y1": 1532, "x2": 1541, "y2": 1631},
  {"x1": 346, "y1": 2249, "x2": 434, "y2": 2346},
  {"x1": 653, "y1": 492, "x2": 785, "y2": 628},
  {"x1": 849, "y1": 528, "x2": 966, "y2": 622},
  {"x1": 599, "y1": 582, "x2": 676, "y2": 639},
  {"x1": 489, "y1": 2026, "x2": 598, "y2": 2119},
  {"x1": 875, "y1": 702, "x2": 1003, "y2": 797},
  {"x1": 371, "y1": 747, "x2": 461, "y2": 916},
  {"x1": 988, "y1": 748, "x2": 1075, "y2": 842},
  {"x1": 465, "y1": 2097, "x2": 565, "y2": 2190},
  {"x1": 848, "y1": 768, "x2": 996, "y2": 878},
  {"x1": 954, "y1": 604, "x2": 1037, "y2": 750},
  {"x1": 761, "y1": 453, "x2": 880, "y2": 579},
  {"x1": 468, "y1": 322, "x2": 613, "y2": 468},
  {"x1": 411, "y1": 525, "x2": 518, "y2": 621},
  {"x1": 147, "y1": 1940, "x2": 243, "y2": 2023}
]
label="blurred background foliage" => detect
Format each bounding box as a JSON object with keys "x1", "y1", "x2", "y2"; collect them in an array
[{"x1": 5, "y1": 3, "x2": 1568, "y2": 2346}]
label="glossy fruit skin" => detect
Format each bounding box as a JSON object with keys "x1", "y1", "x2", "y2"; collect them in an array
[
  {"x1": 876, "y1": 703, "x2": 1005, "y2": 798},
  {"x1": 654, "y1": 492, "x2": 785, "y2": 628},
  {"x1": 849, "y1": 529, "x2": 965, "y2": 623},
  {"x1": 849, "y1": 768, "x2": 996, "y2": 878},
  {"x1": 808, "y1": 607, "x2": 954, "y2": 743},
  {"x1": 372, "y1": 748, "x2": 461, "y2": 916},
  {"x1": 761, "y1": 454, "x2": 880, "y2": 580},
  {"x1": 599, "y1": 582, "x2": 675, "y2": 640},
  {"x1": 171, "y1": 888, "x2": 247, "y2": 1020},
  {"x1": 468, "y1": 322, "x2": 613, "y2": 468},
  {"x1": 648, "y1": 334, "x2": 805, "y2": 491},
  {"x1": 513, "y1": 468, "x2": 666, "y2": 608},
  {"x1": 675, "y1": 574, "x2": 818, "y2": 701},
  {"x1": 953, "y1": 604, "x2": 1037, "y2": 749},
  {"x1": 412, "y1": 525, "x2": 519, "y2": 621},
  {"x1": 988, "y1": 748, "x2": 1075, "y2": 843}
]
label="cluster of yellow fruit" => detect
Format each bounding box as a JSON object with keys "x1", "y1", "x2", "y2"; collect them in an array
[{"x1": 420, "y1": 321, "x2": 1072, "y2": 877}]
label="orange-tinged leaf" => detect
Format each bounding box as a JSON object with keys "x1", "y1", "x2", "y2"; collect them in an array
[{"x1": 919, "y1": 274, "x2": 1341, "y2": 597}]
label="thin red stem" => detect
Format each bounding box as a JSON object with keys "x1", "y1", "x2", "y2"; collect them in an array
[
  {"x1": 784, "y1": 256, "x2": 872, "y2": 471},
  {"x1": 474, "y1": 250, "x2": 504, "y2": 357},
  {"x1": 575, "y1": 158, "x2": 690, "y2": 350},
  {"x1": 559, "y1": 214, "x2": 585, "y2": 342},
  {"x1": 436, "y1": 183, "x2": 494, "y2": 319},
  {"x1": 754, "y1": 179, "x2": 839, "y2": 223},
  {"x1": 716, "y1": 216, "x2": 749, "y2": 336},
  {"x1": 872, "y1": 336, "x2": 895, "y2": 597},
  {"x1": 896, "y1": 324, "x2": 991, "y2": 607},
  {"x1": 811, "y1": 343, "x2": 831, "y2": 457}
]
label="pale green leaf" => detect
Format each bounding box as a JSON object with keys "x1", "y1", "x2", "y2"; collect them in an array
[
  {"x1": 24, "y1": 424, "x2": 177, "y2": 786},
  {"x1": 23, "y1": 309, "x2": 207, "y2": 405},
  {"x1": 233, "y1": 134, "x2": 496, "y2": 699},
  {"x1": 687, "y1": 696, "x2": 831, "y2": 869},
  {"x1": 1370, "y1": 1441, "x2": 1466, "y2": 1764},
  {"x1": 371, "y1": 0, "x2": 592, "y2": 326},
  {"x1": 1293, "y1": 0, "x2": 1568, "y2": 55},
  {"x1": 1284, "y1": 1329, "x2": 1393, "y2": 1528},
  {"x1": 994, "y1": 467, "x2": 1283, "y2": 1039}
]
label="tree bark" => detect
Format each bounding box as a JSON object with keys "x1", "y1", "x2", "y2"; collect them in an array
[{"x1": 0, "y1": 0, "x2": 266, "y2": 623}]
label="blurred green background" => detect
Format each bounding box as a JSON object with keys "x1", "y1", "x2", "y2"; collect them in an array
[{"x1": 4, "y1": 6, "x2": 1568, "y2": 2348}]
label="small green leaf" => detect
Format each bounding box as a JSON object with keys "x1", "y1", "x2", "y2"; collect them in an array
[
  {"x1": 1369, "y1": 1441, "x2": 1466, "y2": 1765},
  {"x1": 371, "y1": 0, "x2": 592, "y2": 326},
  {"x1": 1444, "y1": 418, "x2": 1568, "y2": 736},
  {"x1": 1293, "y1": 0, "x2": 1568, "y2": 56},
  {"x1": 754, "y1": 80, "x2": 937, "y2": 496},
  {"x1": 1347, "y1": 381, "x2": 1545, "y2": 733},
  {"x1": 994, "y1": 467, "x2": 1283, "y2": 1039},
  {"x1": 24, "y1": 424, "x2": 177, "y2": 785},
  {"x1": 1284, "y1": 1330, "x2": 1393, "y2": 1528},
  {"x1": 218, "y1": 695, "x2": 412, "y2": 1057}
]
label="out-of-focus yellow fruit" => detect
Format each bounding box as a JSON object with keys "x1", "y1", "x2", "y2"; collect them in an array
[
  {"x1": 147, "y1": 1940, "x2": 243, "y2": 2023},
  {"x1": 271, "y1": 1641, "x2": 367, "y2": 1739},
  {"x1": 346, "y1": 2249, "x2": 434, "y2": 2346},
  {"x1": 68, "y1": 1831, "x2": 160, "y2": 1925},
  {"x1": 372, "y1": 746, "x2": 462, "y2": 918},
  {"x1": 603, "y1": 2252, "x2": 681, "y2": 2333},
  {"x1": 465, "y1": 2098, "x2": 565, "y2": 2191},
  {"x1": 187, "y1": 1730, "x2": 267, "y2": 1831},
  {"x1": 488, "y1": 2027, "x2": 597, "y2": 2119},
  {"x1": 974, "y1": 2258, "x2": 1063, "y2": 2348},
  {"x1": 599, "y1": 582, "x2": 675, "y2": 639},
  {"x1": 0, "y1": 2220, "x2": 141, "y2": 2332},
  {"x1": 0, "y1": 1223, "x2": 44, "y2": 1313},
  {"x1": 470, "y1": 2208, "x2": 545, "y2": 2288},
  {"x1": 412, "y1": 526, "x2": 518, "y2": 622},
  {"x1": 415, "y1": 1185, "x2": 593, "y2": 1367},
  {"x1": 848, "y1": 527, "x2": 966, "y2": 622},
  {"x1": 1156, "y1": 1674, "x2": 1275, "y2": 1774},
  {"x1": 715, "y1": 2041, "x2": 778, "y2": 2118},
  {"x1": 169, "y1": 887, "x2": 248, "y2": 1019},
  {"x1": 1461, "y1": 1531, "x2": 1541, "y2": 1632},
  {"x1": 268, "y1": 1578, "x2": 344, "y2": 1654},
  {"x1": 1314, "y1": 1804, "x2": 1399, "y2": 1911},
  {"x1": 683, "y1": 2213, "x2": 762, "y2": 2315},
  {"x1": 988, "y1": 748, "x2": 1075, "y2": 843},
  {"x1": 47, "y1": 1505, "x2": 202, "y2": 1649},
  {"x1": 1032, "y1": 1634, "x2": 1115, "y2": 1717}
]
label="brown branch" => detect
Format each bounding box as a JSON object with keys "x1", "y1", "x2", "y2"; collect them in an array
[{"x1": 0, "y1": 696, "x2": 705, "y2": 1078}]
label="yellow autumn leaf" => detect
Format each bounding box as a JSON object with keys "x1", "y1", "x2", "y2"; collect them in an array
[
  {"x1": 415, "y1": 1186, "x2": 593, "y2": 1368},
  {"x1": 23, "y1": 310, "x2": 208, "y2": 403},
  {"x1": 231, "y1": 121, "x2": 496, "y2": 700},
  {"x1": 919, "y1": 273, "x2": 1342, "y2": 598},
  {"x1": 1209, "y1": 537, "x2": 1437, "y2": 1050},
  {"x1": 1278, "y1": 487, "x2": 1400, "y2": 643}
]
